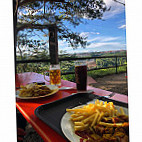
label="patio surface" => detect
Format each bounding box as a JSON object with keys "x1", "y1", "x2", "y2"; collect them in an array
[{"x1": 89, "y1": 73, "x2": 128, "y2": 95}]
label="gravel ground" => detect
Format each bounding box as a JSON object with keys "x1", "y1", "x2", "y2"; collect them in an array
[
  {"x1": 23, "y1": 123, "x2": 44, "y2": 142},
  {"x1": 22, "y1": 73, "x2": 128, "y2": 142},
  {"x1": 90, "y1": 73, "x2": 128, "y2": 95}
]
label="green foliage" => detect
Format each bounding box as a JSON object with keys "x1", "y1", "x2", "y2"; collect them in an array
[
  {"x1": 16, "y1": 0, "x2": 109, "y2": 67},
  {"x1": 61, "y1": 74, "x2": 75, "y2": 82},
  {"x1": 96, "y1": 57, "x2": 127, "y2": 68},
  {"x1": 60, "y1": 60, "x2": 75, "y2": 73},
  {"x1": 16, "y1": 61, "x2": 127, "y2": 82},
  {"x1": 61, "y1": 65, "x2": 127, "y2": 82},
  {"x1": 16, "y1": 30, "x2": 49, "y2": 61},
  {"x1": 16, "y1": 51, "x2": 127, "y2": 82},
  {"x1": 87, "y1": 66, "x2": 126, "y2": 79},
  {"x1": 16, "y1": 62, "x2": 50, "y2": 73},
  {"x1": 88, "y1": 68, "x2": 115, "y2": 79},
  {"x1": 17, "y1": 0, "x2": 107, "y2": 49}
]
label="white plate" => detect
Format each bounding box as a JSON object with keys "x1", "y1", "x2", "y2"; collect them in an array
[
  {"x1": 16, "y1": 85, "x2": 59, "y2": 99},
  {"x1": 61, "y1": 101, "x2": 128, "y2": 142}
]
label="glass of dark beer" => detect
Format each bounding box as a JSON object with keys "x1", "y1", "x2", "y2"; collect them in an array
[{"x1": 75, "y1": 61, "x2": 87, "y2": 92}]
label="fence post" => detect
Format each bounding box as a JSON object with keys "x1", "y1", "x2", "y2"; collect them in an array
[{"x1": 115, "y1": 56, "x2": 118, "y2": 74}]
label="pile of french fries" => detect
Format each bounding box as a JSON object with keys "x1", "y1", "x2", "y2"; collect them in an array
[
  {"x1": 19, "y1": 83, "x2": 52, "y2": 97},
  {"x1": 66, "y1": 99, "x2": 128, "y2": 132}
]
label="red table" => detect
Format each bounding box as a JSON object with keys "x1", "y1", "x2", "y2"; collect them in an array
[{"x1": 16, "y1": 72, "x2": 128, "y2": 142}]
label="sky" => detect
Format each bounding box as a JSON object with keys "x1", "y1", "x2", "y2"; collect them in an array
[
  {"x1": 18, "y1": 0, "x2": 126, "y2": 55},
  {"x1": 58, "y1": 0, "x2": 126, "y2": 54}
]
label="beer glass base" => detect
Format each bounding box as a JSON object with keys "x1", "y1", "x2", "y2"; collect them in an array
[
  {"x1": 50, "y1": 84, "x2": 61, "y2": 87},
  {"x1": 77, "y1": 90, "x2": 87, "y2": 93},
  {"x1": 77, "y1": 90, "x2": 94, "y2": 94}
]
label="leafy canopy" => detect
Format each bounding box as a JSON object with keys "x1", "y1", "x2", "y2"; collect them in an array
[{"x1": 17, "y1": 0, "x2": 107, "y2": 49}]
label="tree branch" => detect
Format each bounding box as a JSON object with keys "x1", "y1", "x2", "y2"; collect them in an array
[
  {"x1": 112, "y1": 0, "x2": 125, "y2": 6},
  {"x1": 17, "y1": 23, "x2": 56, "y2": 32},
  {"x1": 18, "y1": 0, "x2": 65, "y2": 6}
]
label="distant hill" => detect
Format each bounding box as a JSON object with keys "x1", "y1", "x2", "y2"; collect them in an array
[{"x1": 63, "y1": 50, "x2": 127, "y2": 58}]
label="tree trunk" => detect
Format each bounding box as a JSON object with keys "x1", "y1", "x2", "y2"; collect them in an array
[
  {"x1": 49, "y1": 24, "x2": 59, "y2": 64},
  {"x1": 13, "y1": 0, "x2": 18, "y2": 73}
]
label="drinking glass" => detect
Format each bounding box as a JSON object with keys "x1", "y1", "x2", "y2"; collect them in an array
[
  {"x1": 44, "y1": 64, "x2": 61, "y2": 86},
  {"x1": 75, "y1": 61, "x2": 87, "y2": 91}
]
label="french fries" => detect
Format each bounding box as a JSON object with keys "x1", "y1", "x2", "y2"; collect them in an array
[
  {"x1": 98, "y1": 122, "x2": 129, "y2": 127},
  {"x1": 18, "y1": 83, "x2": 52, "y2": 97},
  {"x1": 120, "y1": 107, "x2": 125, "y2": 115},
  {"x1": 91, "y1": 110, "x2": 99, "y2": 126},
  {"x1": 66, "y1": 99, "x2": 127, "y2": 132}
]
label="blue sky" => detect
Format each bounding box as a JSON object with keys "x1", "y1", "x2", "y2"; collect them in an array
[
  {"x1": 18, "y1": 0, "x2": 126, "y2": 54},
  {"x1": 58, "y1": 0, "x2": 126, "y2": 54}
]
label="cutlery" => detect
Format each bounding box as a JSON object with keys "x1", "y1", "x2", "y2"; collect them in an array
[
  {"x1": 102, "y1": 92, "x2": 115, "y2": 99},
  {"x1": 16, "y1": 86, "x2": 75, "y2": 90},
  {"x1": 88, "y1": 92, "x2": 116, "y2": 100},
  {"x1": 59, "y1": 87, "x2": 76, "y2": 90},
  {"x1": 59, "y1": 87, "x2": 95, "y2": 94},
  {"x1": 59, "y1": 87, "x2": 94, "y2": 94}
]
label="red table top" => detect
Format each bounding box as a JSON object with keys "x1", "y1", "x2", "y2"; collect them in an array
[{"x1": 16, "y1": 72, "x2": 128, "y2": 142}]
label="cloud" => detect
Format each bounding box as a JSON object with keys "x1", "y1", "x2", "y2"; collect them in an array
[
  {"x1": 103, "y1": 0, "x2": 125, "y2": 19},
  {"x1": 87, "y1": 37, "x2": 102, "y2": 42},
  {"x1": 88, "y1": 42, "x2": 122, "y2": 48},
  {"x1": 59, "y1": 25, "x2": 125, "y2": 53},
  {"x1": 80, "y1": 32, "x2": 100, "y2": 38},
  {"x1": 83, "y1": 41, "x2": 126, "y2": 53},
  {"x1": 80, "y1": 32, "x2": 90, "y2": 38},
  {"x1": 59, "y1": 43, "x2": 126, "y2": 54},
  {"x1": 96, "y1": 32, "x2": 100, "y2": 35},
  {"x1": 118, "y1": 24, "x2": 126, "y2": 29},
  {"x1": 86, "y1": 35, "x2": 125, "y2": 51},
  {"x1": 61, "y1": 41, "x2": 126, "y2": 54},
  {"x1": 58, "y1": 40, "x2": 67, "y2": 46},
  {"x1": 88, "y1": 36, "x2": 120, "y2": 43},
  {"x1": 100, "y1": 37, "x2": 120, "y2": 42},
  {"x1": 59, "y1": 35, "x2": 126, "y2": 54}
]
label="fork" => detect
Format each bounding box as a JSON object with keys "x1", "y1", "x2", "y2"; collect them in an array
[
  {"x1": 95, "y1": 92, "x2": 115, "y2": 99},
  {"x1": 71, "y1": 91, "x2": 115, "y2": 100}
]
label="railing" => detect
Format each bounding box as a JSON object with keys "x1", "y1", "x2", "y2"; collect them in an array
[{"x1": 16, "y1": 55, "x2": 127, "y2": 75}]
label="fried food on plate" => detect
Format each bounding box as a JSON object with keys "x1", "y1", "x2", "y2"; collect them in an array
[
  {"x1": 66, "y1": 99, "x2": 129, "y2": 142},
  {"x1": 18, "y1": 83, "x2": 53, "y2": 97}
]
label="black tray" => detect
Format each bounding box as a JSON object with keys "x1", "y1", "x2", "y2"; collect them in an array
[{"x1": 34, "y1": 93, "x2": 128, "y2": 141}]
